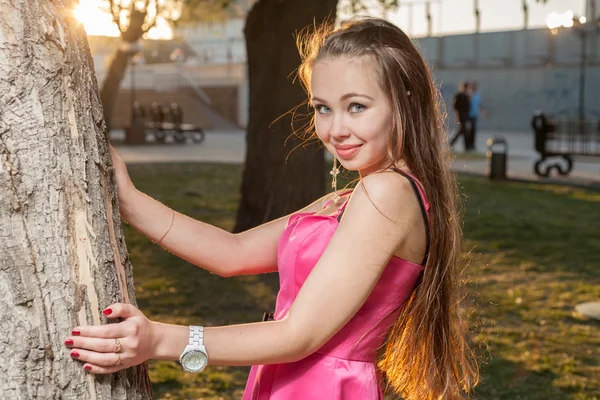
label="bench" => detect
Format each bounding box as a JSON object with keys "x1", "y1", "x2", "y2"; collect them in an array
[
  {"x1": 132, "y1": 102, "x2": 206, "y2": 144},
  {"x1": 531, "y1": 112, "x2": 600, "y2": 177}
]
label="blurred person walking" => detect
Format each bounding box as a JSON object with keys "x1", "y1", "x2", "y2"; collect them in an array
[
  {"x1": 467, "y1": 81, "x2": 485, "y2": 151},
  {"x1": 449, "y1": 81, "x2": 471, "y2": 151}
]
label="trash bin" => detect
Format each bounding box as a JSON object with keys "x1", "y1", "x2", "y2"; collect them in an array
[{"x1": 487, "y1": 136, "x2": 508, "y2": 180}]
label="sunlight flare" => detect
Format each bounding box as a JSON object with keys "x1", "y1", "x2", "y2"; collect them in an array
[{"x1": 73, "y1": 0, "x2": 174, "y2": 40}]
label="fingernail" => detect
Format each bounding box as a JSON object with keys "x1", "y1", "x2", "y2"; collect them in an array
[
  {"x1": 71, "y1": 329, "x2": 81, "y2": 336},
  {"x1": 64, "y1": 339, "x2": 74, "y2": 346},
  {"x1": 102, "y1": 308, "x2": 112, "y2": 316},
  {"x1": 84, "y1": 365, "x2": 92, "y2": 372},
  {"x1": 70, "y1": 351, "x2": 80, "y2": 358}
]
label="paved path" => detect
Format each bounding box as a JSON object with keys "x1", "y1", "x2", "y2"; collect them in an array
[
  {"x1": 110, "y1": 129, "x2": 600, "y2": 188},
  {"x1": 111, "y1": 129, "x2": 246, "y2": 164}
]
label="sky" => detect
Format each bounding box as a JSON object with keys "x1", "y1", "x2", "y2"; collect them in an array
[
  {"x1": 75, "y1": 0, "x2": 588, "y2": 39},
  {"x1": 343, "y1": 0, "x2": 587, "y2": 37}
]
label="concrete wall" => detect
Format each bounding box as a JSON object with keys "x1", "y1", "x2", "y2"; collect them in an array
[
  {"x1": 88, "y1": 24, "x2": 600, "y2": 132},
  {"x1": 416, "y1": 28, "x2": 600, "y2": 132},
  {"x1": 182, "y1": 19, "x2": 247, "y2": 65}
]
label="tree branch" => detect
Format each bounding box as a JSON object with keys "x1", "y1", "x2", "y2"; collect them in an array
[
  {"x1": 156, "y1": 2, "x2": 163, "y2": 19},
  {"x1": 141, "y1": 1, "x2": 159, "y2": 34},
  {"x1": 108, "y1": 0, "x2": 124, "y2": 33},
  {"x1": 141, "y1": 17, "x2": 158, "y2": 34}
]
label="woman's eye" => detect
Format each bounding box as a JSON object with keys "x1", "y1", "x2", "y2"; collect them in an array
[
  {"x1": 314, "y1": 105, "x2": 331, "y2": 114},
  {"x1": 349, "y1": 103, "x2": 366, "y2": 113}
]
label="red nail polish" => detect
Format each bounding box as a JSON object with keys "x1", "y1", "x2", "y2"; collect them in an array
[
  {"x1": 70, "y1": 351, "x2": 80, "y2": 358},
  {"x1": 102, "y1": 308, "x2": 112, "y2": 316},
  {"x1": 84, "y1": 365, "x2": 92, "y2": 372},
  {"x1": 71, "y1": 329, "x2": 81, "y2": 336},
  {"x1": 64, "y1": 339, "x2": 74, "y2": 346}
]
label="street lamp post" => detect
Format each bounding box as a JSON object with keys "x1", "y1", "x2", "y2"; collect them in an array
[
  {"x1": 577, "y1": 27, "x2": 587, "y2": 123},
  {"x1": 131, "y1": 54, "x2": 136, "y2": 122}
]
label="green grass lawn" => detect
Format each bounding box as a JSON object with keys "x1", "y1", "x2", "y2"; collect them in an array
[{"x1": 124, "y1": 163, "x2": 600, "y2": 400}]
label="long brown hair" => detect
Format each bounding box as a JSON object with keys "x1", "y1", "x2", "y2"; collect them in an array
[{"x1": 296, "y1": 18, "x2": 479, "y2": 399}]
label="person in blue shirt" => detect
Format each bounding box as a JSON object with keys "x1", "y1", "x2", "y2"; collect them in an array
[{"x1": 467, "y1": 82, "x2": 485, "y2": 151}]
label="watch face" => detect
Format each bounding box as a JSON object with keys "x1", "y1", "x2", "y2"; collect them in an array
[{"x1": 182, "y1": 350, "x2": 208, "y2": 373}]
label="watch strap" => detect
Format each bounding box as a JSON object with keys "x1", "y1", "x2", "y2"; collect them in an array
[{"x1": 189, "y1": 325, "x2": 204, "y2": 347}]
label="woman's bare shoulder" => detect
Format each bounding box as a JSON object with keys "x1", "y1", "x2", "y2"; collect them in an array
[{"x1": 338, "y1": 171, "x2": 421, "y2": 229}]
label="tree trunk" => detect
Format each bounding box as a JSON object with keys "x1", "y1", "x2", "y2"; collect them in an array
[
  {"x1": 100, "y1": 9, "x2": 146, "y2": 131},
  {"x1": 0, "y1": 1, "x2": 152, "y2": 398},
  {"x1": 235, "y1": 0, "x2": 337, "y2": 232},
  {"x1": 100, "y1": 48, "x2": 132, "y2": 132}
]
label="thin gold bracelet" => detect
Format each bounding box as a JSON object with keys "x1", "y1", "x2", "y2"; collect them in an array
[{"x1": 154, "y1": 211, "x2": 175, "y2": 246}]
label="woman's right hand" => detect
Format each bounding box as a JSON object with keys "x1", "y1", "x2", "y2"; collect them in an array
[
  {"x1": 109, "y1": 144, "x2": 136, "y2": 206},
  {"x1": 65, "y1": 303, "x2": 160, "y2": 374}
]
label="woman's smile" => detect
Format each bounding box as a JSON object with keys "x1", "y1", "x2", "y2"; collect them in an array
[{"x1": 334, "y1": 144, "x2": 362, "y2": 160}]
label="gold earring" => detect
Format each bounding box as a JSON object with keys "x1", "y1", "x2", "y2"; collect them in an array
[{"x1": 330, "y1": 157, "x2": 341, "y2": 204}]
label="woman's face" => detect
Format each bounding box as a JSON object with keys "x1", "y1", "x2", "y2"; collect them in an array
[{"x1": 310, "y1": 55, "x2": 395, "y2": 177}]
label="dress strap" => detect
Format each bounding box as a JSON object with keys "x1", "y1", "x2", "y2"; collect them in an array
[
  {"x1": 394, "y1": 169, "x2": 430, "y2": 266},
  {"x1": 323, "y1": 190, "x2": 353, "y2": 210},
  {"x1": 333, "y1": 196, "x2": 351, "y2": 219},
  {"x1": 393, "y1": 169, "x2": 430, "y2": 212}
]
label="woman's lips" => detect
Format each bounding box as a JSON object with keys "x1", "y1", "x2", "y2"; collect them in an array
[{"x1": 334, "y1": 144, "x2": 362, "y2": 160}]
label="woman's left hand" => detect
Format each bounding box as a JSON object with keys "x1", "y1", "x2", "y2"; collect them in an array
[{"x1": 65, "y1": 303, "x2": 158, "y2": 374}]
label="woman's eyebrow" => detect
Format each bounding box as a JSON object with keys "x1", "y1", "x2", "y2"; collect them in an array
[
  {"x1": 312, "y1": 93, "x2": 374, "y2": 103},
  {"x1": 340, "y1": 92, "x2": 373, "y2": 101}
]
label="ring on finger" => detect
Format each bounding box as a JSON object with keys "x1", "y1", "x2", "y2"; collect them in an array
[
  {"x1": 114, "y1": 353, "x2": 123, "y2": 366},
  {"x1": 113, "y1": 338, "x2": 122, "y2": 354}
]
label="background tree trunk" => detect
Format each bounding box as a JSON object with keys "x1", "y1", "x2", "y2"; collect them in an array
[
  {"x1": 100, "y1": 48, "x2": 134, "y2": 132},
  {"x1": 0, "y1": 1, "x2": 152, "y2": 398},
  {"x1": 234, "y1": 0, "x2": 337, "y2": 232},
  {"x1": 100, "y1": 9, "x2": 146, "y2": 131}
]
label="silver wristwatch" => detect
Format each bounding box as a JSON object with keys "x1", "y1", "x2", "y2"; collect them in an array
[{"x1": 179, "y1": 326, "x2": 209, "y2": 373}]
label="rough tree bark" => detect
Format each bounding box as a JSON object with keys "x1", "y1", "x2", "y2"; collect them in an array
[
  {"x1": 235, "y1": 0, "x2": 337, "y2": 232},
  {"x1": 0, "y1": 1, "x2": 152, "y2": 398}
]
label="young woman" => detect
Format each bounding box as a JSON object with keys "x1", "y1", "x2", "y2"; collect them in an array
[{"x1": 65, "y1": 18, "x2": 478, "y2": 400}]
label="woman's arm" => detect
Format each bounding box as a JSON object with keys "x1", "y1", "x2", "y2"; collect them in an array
[
  {"x1": 121, "y1": 189, "x2": 331, "y2": 277},
  {"x1": 121, "y1": 189, "x2": 271, "y2": 277},
  {"x1": 67, "y1": 172, "x2": 425, "y2": 372},
  {"x1": 112, "y1": 146, "x2": 327, "y2": 277}
]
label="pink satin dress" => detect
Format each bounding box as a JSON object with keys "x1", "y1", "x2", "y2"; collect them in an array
[{"x1": 242, "y1": 170, "x2": 430, "y2": 400}]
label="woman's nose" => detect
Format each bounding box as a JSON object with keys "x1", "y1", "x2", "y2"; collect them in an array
[{"x1": 329, "y1": 114, "x2": 350, "y2": 140}]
